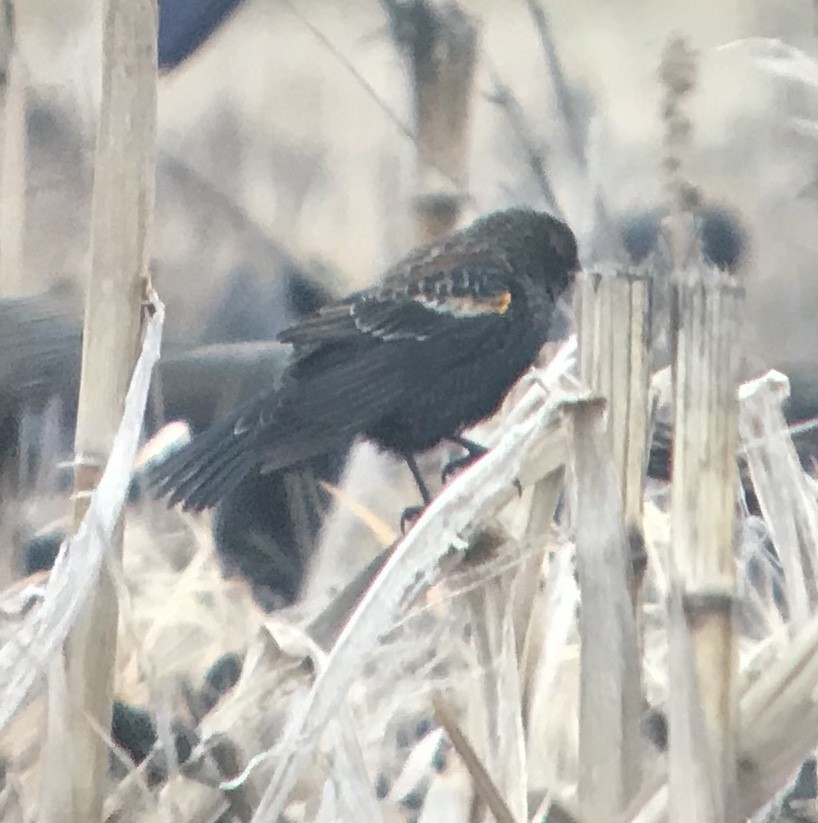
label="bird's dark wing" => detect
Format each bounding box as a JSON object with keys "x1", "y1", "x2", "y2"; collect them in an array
[
  {"x1": 239, "y1": 261, "x2": 519, "y2": 462},
  {"x1": 151, "y1": 261, "x2": 522, "y2": 510},
  {"x1": 279, "y1": 258, "x2": 514, "y2": 349}
]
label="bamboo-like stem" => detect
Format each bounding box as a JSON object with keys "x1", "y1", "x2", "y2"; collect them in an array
[
  {"x1": 566, "y1": 396, "x2": 643, "y2": 817},
  {"x1": 667, "y1": 266, "x2": 743, "y2": 823},
  {"x1": 576, "y1": 269, "x2": 652, "y2": 608},
  {"x1": 0, "y1": 0, "x2": 26, "y2": 297},
  {"x1": 383, "y1": 0, "x2": 477, "y2": 243},
  {"x1": 40, "y1": 1, "x2": 157, "y2": 821}
]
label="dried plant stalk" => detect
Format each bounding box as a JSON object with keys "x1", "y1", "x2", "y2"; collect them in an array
[
  {"x1": 40, "y1": 1, "x2": 157, "y2": 821},
  {"x1": 630, "y1": 606, "x2": 818, "y2": 820},
  {"x1": 668, "y1": 267, "x2": 743, "y2": 823},
  {"x1": 566, "y1": 396, "x2": 642, "y2": 817},
  {"x1": 739, "y1": 370, "x2": 818, "y2": 627},
  {"x1": 576, "y1": 270, "x2": 652, "y2": 605},
  {"x1": 462, "y1": 529, "x2": 527, "y2": 822},
  {"x1": 432, "y1": 692, "x2": 518, "y2": 823},
  {"x1": 0, "y1": 0, "x2": 26, "y2": 297},
  {"x1": 384, "y1": 0, "x2": 478, "y2": 242}
]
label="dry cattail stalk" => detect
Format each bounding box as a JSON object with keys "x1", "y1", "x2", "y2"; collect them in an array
[
  {"x1": 40, "y1": 1, "x2": 158, "y2": 821},
  {"x1": 565, "y1": 396, "x2": 643, "y2": 817},
  {"x1": 0, "y1": 0, "x2": 26, "y2": 298},
  {"x1": 575, "y1": 270, "x2": 652, "y2": 607},
  {"x1": 668, "y1": 266, "x2": 743, "y2": 823},
  {"x1": 383, "y1": 0, "x2": 478, "y2": 243}
]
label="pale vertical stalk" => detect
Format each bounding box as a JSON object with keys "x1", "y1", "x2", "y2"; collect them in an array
[
  {"x1": 576, "y1": 269, "x2": 652, "y2": 607},
  {"x1": 567, "y1": 397, "x2": 642, "y2": 816},
  {"x1": 384, "y1": 0, "x2": 477, "y2": 243},
  {"x1": 40, "y1": 1, "x2": 157, "y2": 821},
  {"x1": 463, "y1": 531, "x2": 527, "y2": 823},
  {"x1": 738, "y1": 370, "x2": 818, "y2": 627},
  {"x1": 0, "y1": 0, "x2": 26, "y2": 297},
  {"x1": 668, "y1": 267, "x2": 743, "y2": 823}
]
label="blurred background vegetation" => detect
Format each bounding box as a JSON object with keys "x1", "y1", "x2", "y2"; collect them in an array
[{"x1": 14, "y1": 0, "x2": 818, "y2": 362}]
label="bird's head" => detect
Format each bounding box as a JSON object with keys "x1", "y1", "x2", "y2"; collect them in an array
[{"x1": 470, "y1": 207, "x2": 581, "y2": 294}]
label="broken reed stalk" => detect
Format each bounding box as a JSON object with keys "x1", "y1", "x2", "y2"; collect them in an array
[
  {"x1": 739, "y1": 371, "x2": 818, "y2": 627},
  {"x1": 0, "y1": 0, "x2": 26, "y2": 297},
  {"x1": 668, "y1": 266, "x2": 743, "y2": 823},
  {"x1": 432, "y1": 691, "x2": 518, "y2": 823},
  {"x1": 40, "y1": 1, "x2": 157, "y2": 821},
  {"x1": 461, "y1": 527, "x2": 528, "y2": 822},
  {"x1": 565, "y1": 396, "x2": 642, "y2": 817},
  {"x1": 576, "y1": 269, "x2": 652, "y2": 607},
  {"x1": 384, "y1": 0, "x2": 477, "y2": 243}
]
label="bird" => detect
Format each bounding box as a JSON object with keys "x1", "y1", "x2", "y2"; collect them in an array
[{"x1": 150, "y1": 207, "x2": 580, "y2": 522}]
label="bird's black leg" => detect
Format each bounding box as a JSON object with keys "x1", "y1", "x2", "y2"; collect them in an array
[
  {"x1": 401, "y1": 453, "x2": 432, "y2": 533},
  {"x1": 448, "y1": 435, "x2": 488, "y2": 458},
  {"x1": 443, "y1": 435, "x2": 522, "y2": 497},
  {"x1": 441, "y1": 435, "x2": 488, "y2": 483}
]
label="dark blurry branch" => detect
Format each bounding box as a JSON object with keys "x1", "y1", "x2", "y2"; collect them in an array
[
  {"x1": 41, "y1": 0, "x2": 158, "y2": 821},
  {"x1": 158, "y1": 0, "x2": 247, "y2": 72},
  {"x1": 381, "y1": 0, "x2": 478, "y2": 242},
  {"x1": 484, "y1": 61, "x2": 564, "y2": 219},
  {"x1": 431, "y1": 692, "x2": 518, "y2": 823},
  {"x1": 0, "y1": 0, "x2": 26, "y2": 296},
  {"x1": 159, "y1": 152, "x2": 305, "y2": 273}
]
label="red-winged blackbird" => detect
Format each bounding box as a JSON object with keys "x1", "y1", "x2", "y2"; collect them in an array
[{"x1": 150, "y1": 208, "x2": 580, "y2": 514}]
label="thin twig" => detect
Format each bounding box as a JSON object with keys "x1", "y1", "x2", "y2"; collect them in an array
[
  {"x1": 431, "y1": 691, "x2": 518, "y2": 823},
  {"x1": 524, "y1": 0, "x2": 585, "y2": 168},
  {"x1": 278, "y1": 0, "x2": 414, "y2": 141},
  {"x1": 524, "y1": 0, "x2": 620, "y2": 257},
  {"x1": 484, "y1": 59, "x2": 564, "y2": 219}
]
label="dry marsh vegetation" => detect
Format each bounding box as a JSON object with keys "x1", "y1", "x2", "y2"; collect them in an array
[{"x1": 3, "y1": 1, "x2": 818, "y2": 822}]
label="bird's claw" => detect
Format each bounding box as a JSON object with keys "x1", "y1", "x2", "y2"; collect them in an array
[
  {"x1": 440, "y1": 443, "x2": 489, "y2": 484},
  {"x1": 441, "y1": 454, "x2": 479, "y2": 483},
  {"x1": 400, "y1": 505, "x2": 425, "y2": 534}
]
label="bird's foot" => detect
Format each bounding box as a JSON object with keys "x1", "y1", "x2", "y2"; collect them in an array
[
  {"x1": 441, "y1": 443, "x2": 488, "y2": 483},
  {"x1": 440, "y1": 443, "x2": 522, "y2": 496},
  {"x1": 400, "y1": 505, "x2": 426, "y2": 534},
  {"x1": 441, "y1": 454, "x2": 475, "y2": 483}
]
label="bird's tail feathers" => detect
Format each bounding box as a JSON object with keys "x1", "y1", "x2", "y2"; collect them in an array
[{"x1": 149, "y1": 412, "x2": 260, "y2": 511}]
